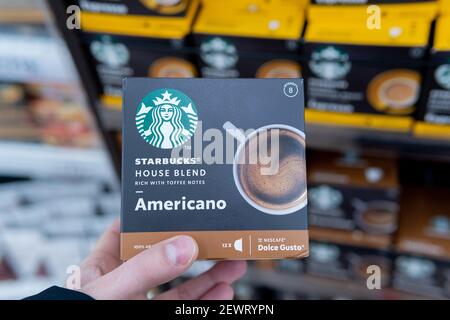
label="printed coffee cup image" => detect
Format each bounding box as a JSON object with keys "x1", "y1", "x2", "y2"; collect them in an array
[
  {"x1": 149, "y1": 57, "x2": 197, "y2": 78},
  {"x1": 224, "y1": 121, "x2": 307, "y2": 215},
  {"x1": 353, "y1": 199, "x2": 399, "y2": 235},
  {"x1": 367, "y1": 69, "x2": 420, "y2": 115},
  {"x1": 139, "y1": 0, "x2": 187, "y2": 14},
  {"x1": 256, "y1": 60, "x2": 302, "y2": 79}
]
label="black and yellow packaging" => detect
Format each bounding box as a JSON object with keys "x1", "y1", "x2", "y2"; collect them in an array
[
  {"x1": 74, "y1": 0, "x2": 200, "y2": 38},
  {"x1": 393, "y1": 187, "x2": 450, "y2": 299},
  {"x1": 415, "y1": 16, "x2": 450, "y2": 139},
  {"x1": 304, "y1": 18, "x2": 431, "y2": 132},
  {"x1": 82, "y1": 33, "x2": 197, "y2": 110},
  {"x1": 192, "y1": 2, "x2": 305, "y2": 79},
  {"x1": 308, "y1": 0, "x2": 438, "y2": 21},
  {"x1": 308, "y1": 152, "x2": 399, "y2": 250}
]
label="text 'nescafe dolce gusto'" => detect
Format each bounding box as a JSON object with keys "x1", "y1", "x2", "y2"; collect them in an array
[{"x1": 121, "y1": 78, "x2": 308, "y2": 260}]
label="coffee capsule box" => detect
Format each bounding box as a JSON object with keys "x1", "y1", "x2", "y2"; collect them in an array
[
  {"x1": 192, "y1": 2, "x2": 305, "y2": 79},
  {"x1": 308, "y1": 0, "x2": 438, "y2": 21},
  {"x1": 121, "y1": 78, "x2": 308, "y2": 260},
  {"x1": 415, "y1": 16, "x2": 450, "y2": 139},
  {"x1": 393, "y1": 187, "x2": 450, "y2": 299},
  {"x1": 440, "y1": 0, "x2": 450, "y2": 13},
  {"x1": 76, "y1": 0, "x2": 194, "y2": 17},
  {"x1": 393, "y1": 253, "x2": 450, "y2": 299},
  {"x1": 82, "y1": 33, "x2": 198, "y2": 110},
  {"x1": 304, "y1": 18, "x2": 431, "y2": 132},
  {"x1": 306, "y1": 240, "x2": 393, "y2": 287},
  {"x1": 307, "y1": 152, "x2": 399, "y2": 250},
  {"x1": 73, "y1": 0, "x2": 200, "y2": 38}
]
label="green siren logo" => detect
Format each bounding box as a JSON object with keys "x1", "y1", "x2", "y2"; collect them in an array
[
  {"x1": 136, "y1": 89, "x2": 198, "y2": 149},
  {"x1": 310, "y1": 46, "x2": 351, "y2": 80}
]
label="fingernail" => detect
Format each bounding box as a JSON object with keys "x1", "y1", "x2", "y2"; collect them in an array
[{"x1": 165, "y1": 236, "x2": 197, "y2": 266}]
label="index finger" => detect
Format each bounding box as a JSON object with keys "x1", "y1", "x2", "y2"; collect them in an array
[{"x1": 80, "y1": 218, "x2": 121, "y2": 286}]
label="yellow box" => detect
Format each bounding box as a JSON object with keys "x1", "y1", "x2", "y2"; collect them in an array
[
  {"x1": 80, "y1": 0, "x2": 200, "y2": 39},
  {"x1": 194, "y1": 1, "x2": 305, "y2": 40},
  {"x1": 308, "y1": 2, "x2": 438, "y2": 22},
  {"x1": 414, "y1": 122, "x2": 450, "y2": 139},
  {"x1": 434, "y1": 15, "x2": 450, "y2": 52},
  {"x1": 440, "y1": 0, "x2": 450, "y2": 14},
  {"x1": 305, "y1": 17, "x2": 431, "y2": 47}
]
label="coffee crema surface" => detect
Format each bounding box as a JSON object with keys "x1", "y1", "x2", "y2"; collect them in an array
[{"x1": 237, "y1": 129, "x2": 307, "y2": 212}]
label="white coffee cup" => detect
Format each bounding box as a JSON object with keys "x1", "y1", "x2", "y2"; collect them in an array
[{"x1": 224, "y1": 121, "x2": 307, "y2": 215}]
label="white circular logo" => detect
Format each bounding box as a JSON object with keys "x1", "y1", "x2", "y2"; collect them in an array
[
  {"x1": 90, "y1": 36, "x2": 129, "y2": 68},
  {"x1": 200, "y1": 37, "x2": 238, "y2": 70},
  {"x1": 435, "y1": 64, "x2": 450, "y2": 90},
  {"x1": 310, "y1": 46, "x2": 352, "y2": 80},
  {"x1": 283, "y1": 82, "x2": 298, "y2": 98}
]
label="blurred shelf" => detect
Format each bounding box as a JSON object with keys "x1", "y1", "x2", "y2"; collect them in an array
[
  {"x1": 0, "y1": 8, "x2": 45, "y2": 24},
  {"x1": 306, "y1": 123, "x2": 450, "y2": 163},
  {"x1": 0, "y1": 141, "x2": 114, "y2": 181},
  {"x1": 98, "y1": 102, "x2": 122, "y2": 131},
  {"x1": 0, "y1": 278, "x2": 56, "y2": 300},
  {"x1": 242, "y1": 268, "x2": 436, "y2": 300},
  {"x1": 0, "y1": 25, "x2": 77, "y2": 85}
]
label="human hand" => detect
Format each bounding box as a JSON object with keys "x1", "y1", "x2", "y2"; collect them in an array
[{"x1": 75, "y1": 219, "x2": 247, "y2": 300}]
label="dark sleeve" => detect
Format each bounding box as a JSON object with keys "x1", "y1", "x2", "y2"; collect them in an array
[{"x1": 23, "y1": 286, "x2": 94, "y2": 300}]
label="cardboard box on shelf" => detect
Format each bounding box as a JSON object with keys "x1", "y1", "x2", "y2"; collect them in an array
[
  {"x1": 306, "y1": 240, "x2": 393, "y2": 286},
  {"x1": 75, "y1": 0, "x2": 200, "y2": 38},
  {"x1": 82, "y1": 33, "x2": 198, "y2": 110},
  {"x1": 192, "y1": 1, "x2": 305, "y2": 79},
  {"x1": 415, "y1": 16, "x2": 450, "y2": 140},
  {"x1": 308, "y1": 0, "x2": 438, "y2": 21},
  {"x1": 303, "y1": 18, "x2": 432, "y2": 132},
  {"x1": 440, "y1": 0, "x2": 450, "y2": 13},
  {"x1": 393, "y1": 187, "x2": 450, "y2": 299},
  {"x1": 308, "y1": 151, "x2": 399, "y2": 250}
]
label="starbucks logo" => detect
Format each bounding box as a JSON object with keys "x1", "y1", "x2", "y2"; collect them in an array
[
  {"x1": 310, "y1": 242, "x2": 340, "y2": 263},
  {"x1": 200, "y1": 37, "x2": 238, "y2": 70},
  {"x1": 136, "y1": 89, "x2": 198, "y2": 149},
  {"x1": 90, "y1": 36, "x2": 129, "y2": 68},
  {"x1": 309, "y1": 46, "x2": 351, "y2": 80},
  {"x1": 435, "y1": 64, "x2": 450, "y2": 90},
  {"x1": 309, "y1": 185, "x2": 343, "y2": 210},
  {"x1": 396, "y1": 256, "x2": 435, "y2": 279}
]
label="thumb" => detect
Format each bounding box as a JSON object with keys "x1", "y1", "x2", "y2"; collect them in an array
[{"x1": 82, "y1": 235, "x2": 198, "y2": 300}]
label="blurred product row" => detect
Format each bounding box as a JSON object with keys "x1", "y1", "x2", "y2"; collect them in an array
[
  {"x1": 0, "y1": 82, "x2": 98, "y2": 148},
  {"x1": 0, "y1": 0, "x2": 117, "y2": 298},
  {"x1": 148, "y1": 150, "x2": 449, "y2": 300},
  {"x1": 57, "y1": 0, "x2": 450, "y2": 140},
  {"x1": 0, "y1": 178, "x2": 119, "y2": 299}
]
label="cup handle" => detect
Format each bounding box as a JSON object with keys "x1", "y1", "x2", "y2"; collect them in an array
[{"x1": 223, "y1": 121, "x2": 246, "y2": 145}]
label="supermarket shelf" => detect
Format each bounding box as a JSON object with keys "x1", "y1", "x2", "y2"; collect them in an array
[
  {"x1": 242, "y1": 268, "x2": 435, "y2": 300},
  {"x1": 99, "y1": 103, "x2": 122, "y2": 130},
  {"x1": 0, "y1": 141, "x2": 115, "y2": 181},
  {"x1": 0, "y1": 278, "x2": 56, "y2": 300},
  {"x1": 306, "y1": 123, "x2": 450, "y2": 163},
  {"x1": 0, "y1": 8, "x2": 45, "y2": 24}
]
